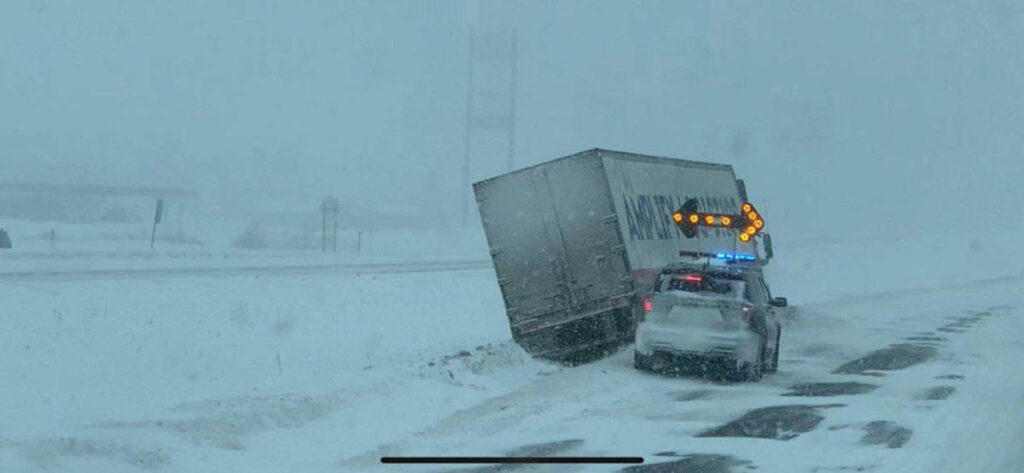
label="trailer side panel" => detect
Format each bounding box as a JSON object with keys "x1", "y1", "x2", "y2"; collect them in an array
[{"x1": 601, "y1": 151, "x2": 745, "y2": 290}]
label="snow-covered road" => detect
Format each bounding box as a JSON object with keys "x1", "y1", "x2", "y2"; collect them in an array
[
  {"x1": 340, "y1": 274, "x2": 1024, "y2": 473},
  {"x1": 2, "y1": 261, "x2": 1022, "y2": 472},
  {"x1": 2, "y1": 231, "x2": 1023, "y2": 472}
]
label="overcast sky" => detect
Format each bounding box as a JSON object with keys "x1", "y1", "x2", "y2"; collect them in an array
[{"x1": 1, "y1": 0, "x2": 1021, "y2": 238}]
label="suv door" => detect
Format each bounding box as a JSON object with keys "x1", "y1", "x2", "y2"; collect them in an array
[
  {"x1": 743, "y1": 273, "x2": 767, "y2": 306},
  {"x1": 756, "y1": 277, "x2": 781, "y2": 356}
]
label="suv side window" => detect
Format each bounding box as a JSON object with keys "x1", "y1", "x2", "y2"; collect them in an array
[
  {"x1": 758, "y1": 278, "x2": 772, "y2": 301},
  {"x1": 745, "y1": 276, "x2": 768, "y2": 304}
]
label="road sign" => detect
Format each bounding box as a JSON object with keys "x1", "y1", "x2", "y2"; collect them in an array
[{"x1": 673, "y1": 200, "x2": 765, "y2": 244}]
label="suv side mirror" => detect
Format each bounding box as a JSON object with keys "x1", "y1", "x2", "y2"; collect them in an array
[{"x1": 769, "y1": 297, "x2": 788, "y2": 308}]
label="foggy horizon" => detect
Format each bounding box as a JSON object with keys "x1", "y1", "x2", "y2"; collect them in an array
[{"x1": 1, "y1": 1, "x2": 1021, "y2": 238}]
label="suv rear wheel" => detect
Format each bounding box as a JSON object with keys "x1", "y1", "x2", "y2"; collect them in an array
[{"x1": 735, "y1": 337, "x2": 765, "y2": 382}]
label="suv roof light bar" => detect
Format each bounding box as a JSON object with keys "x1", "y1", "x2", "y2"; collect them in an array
[{"x1": 679, "y1": 250, "x2": 756, "y2": 262}]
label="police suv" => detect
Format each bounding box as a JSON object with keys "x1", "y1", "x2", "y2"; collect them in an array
[{"x1": 634, "y1": 254, "x2": 787, "y2": 381}]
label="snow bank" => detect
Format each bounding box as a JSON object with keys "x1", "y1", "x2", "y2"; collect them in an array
[{"x1": 0, "y1": 218, "x2": 490, "y2": 273}]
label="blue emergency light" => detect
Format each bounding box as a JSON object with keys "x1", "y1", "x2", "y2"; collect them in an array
[{"x1": 714, "y1": 252, "x2": 757, "y2": 262}]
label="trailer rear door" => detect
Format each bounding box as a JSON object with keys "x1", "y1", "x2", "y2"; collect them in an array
[
  {"x1": 541, "y1": 154, "x2": 633, "y2": 310},
  {"x1": 474, "y1": 168, "x2": 570, "y2": 328}
]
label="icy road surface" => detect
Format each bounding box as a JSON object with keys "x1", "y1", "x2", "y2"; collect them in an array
[
  {"x1": 2, "y1": 234, "x2": 1023, "y2": 472},
  {"x1": 340, "y1": 276, "x2": 1024, "y2": 473}
]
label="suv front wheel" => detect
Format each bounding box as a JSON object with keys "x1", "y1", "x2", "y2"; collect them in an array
[{"x1": 768, "y1": 327, "x2": 781, "y2": 373}]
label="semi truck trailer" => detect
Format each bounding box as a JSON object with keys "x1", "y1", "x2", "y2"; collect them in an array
[{"x1": 474, "y1": 148, "x2": 766, "y2": 360}]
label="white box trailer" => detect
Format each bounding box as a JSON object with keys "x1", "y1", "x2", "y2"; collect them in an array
[{"x1": 474, "y1": 148, "x2": 760, "y2": 360}]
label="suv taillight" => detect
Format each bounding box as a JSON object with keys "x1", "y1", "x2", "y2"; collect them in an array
[
  {"x1": 637, "y1": 296, "x2": 653, "y2": 323},
  {"x1": 741, "y1": 304, "x2": 754, "y2": 324}
]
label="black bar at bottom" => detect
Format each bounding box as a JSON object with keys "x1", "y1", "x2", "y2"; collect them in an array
[{"x1": 381, "y1": 457, "x2": 643, "y2": 464}]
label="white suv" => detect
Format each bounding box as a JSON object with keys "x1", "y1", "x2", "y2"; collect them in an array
[{"x1": 634, "y1": 262, "x2": 786, "y2": 381}]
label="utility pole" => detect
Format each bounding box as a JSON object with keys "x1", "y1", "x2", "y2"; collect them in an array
[
  {"x1": 461, "y1": 26, "x2": 475, "y2": 227},
  {"x1": 507, "y1": 29, "x2": 517, "y2": 172},
  {"x1": 461, "y1": 26, "x2": 518, "y2": 226}
]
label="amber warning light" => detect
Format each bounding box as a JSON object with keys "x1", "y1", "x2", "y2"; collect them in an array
[{"x1": 672, "y1": 199, "x2": 766, "y2": 243}]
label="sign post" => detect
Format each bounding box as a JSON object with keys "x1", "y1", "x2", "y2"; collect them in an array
[
  {"x1": 151, "y1": 198, "x2": 164, "y2": 249},
  {"x1": 320, "y1": 196, "x2": 339, "y2": 253}
]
